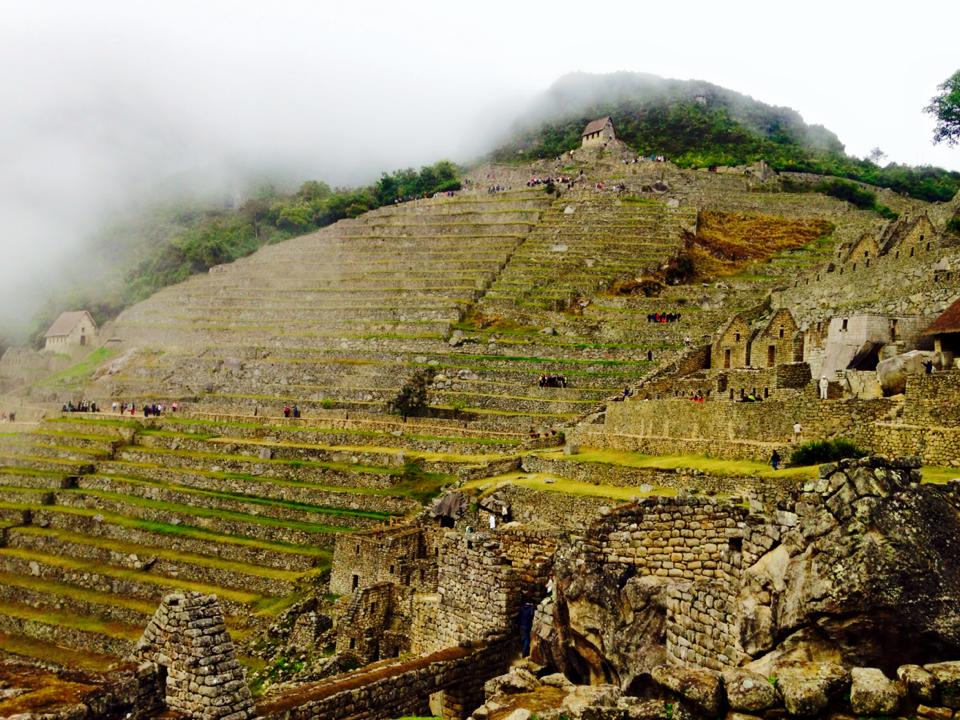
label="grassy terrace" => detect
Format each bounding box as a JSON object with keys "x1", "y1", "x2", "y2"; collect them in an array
[
  {"x1": 10, "y1": 526, "x2": 308, "y2": 583},
  {"x1": 0, "y1": 500, "x2": 331, "y2": 561},
  {"x1": 0, "y1": 632, "x2": 118, "y2": 672},
  {"x1": 73, "y1": 475, "x2": 397, "y2": 522}
]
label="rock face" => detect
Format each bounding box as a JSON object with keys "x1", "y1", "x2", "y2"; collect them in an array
[
  {"x1": 877, "y1": 349, "x2": 934, "y2": 394},
  {"x1": 532, "y1": 569, "x2": 669, "y2": 689},
  {"x1": 536, "y1": 456, "x2": 960, "y2": 689},
  {"x1": 743, "y1": 457, "x2": 960, "y2": 672}
]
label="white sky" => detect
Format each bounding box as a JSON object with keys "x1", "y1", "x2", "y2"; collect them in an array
[{"x1": 0, "y1": 0, "x2": 958, "y2": 336}]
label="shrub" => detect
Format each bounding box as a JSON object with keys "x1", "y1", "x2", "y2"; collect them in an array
[{"x1": 790, "y1": 438, "x2": 863, "y2": 466}]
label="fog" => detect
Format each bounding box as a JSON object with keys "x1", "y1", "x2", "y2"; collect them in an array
[{"x1": 1, "y1": 0, "x2": 958, "y2": 340}]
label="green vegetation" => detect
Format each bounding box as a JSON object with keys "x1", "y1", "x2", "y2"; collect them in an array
[
  {"x1": 925, "y1": 69, "x2": 960, "y2": 146},
  {"x1": 784, "y1": 178, "x2": 897, "y2": 219},
  {"x1": 388, "y1": 367, "x2": 437, "y2": 420},
  {"x1": 790, "y1": 439, "x2": 863, "y2": 466},
  {"x1": 494, "y1": 72, "x2": 960, "y2": 201},
  {"x1": 36, "y1": 347, "x2": 116, "y2": 388}
]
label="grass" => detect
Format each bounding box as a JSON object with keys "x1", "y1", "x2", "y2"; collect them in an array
[
  {"x1": 12, "y1": 525, "x2": 315, "y2": 582},
  {"x1": 57, "y1": 486, "x2": 358, "y2": 535},
  {"x1": 0, "y1": 596, "x2": 142, "y2": 640},
  {"x1": 537, "y1": 447, "x2": 819, "y2": 480},
  {"x1": 0, "y1": 632, "x2": 118, "y2": 672},
  {"x1": 463, "y1": 471, "x2": 677, "y2": 501},
  {"x1": 78, "y1": 473, "x2": 397, "y2": 521},
  {"x1": 0, "y1": 500, "x2": 331, "y2": 559},
  {"x1": 36, "y1": 347, "x2": 117, "y2": 388}
]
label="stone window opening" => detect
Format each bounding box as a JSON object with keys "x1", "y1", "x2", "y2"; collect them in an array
[
  {"x1": 841, "y1": 318, "x2": 848, "y2": 331},
  {"x1": 839, "y1": 266, "x2": 844, "y2": 275},
  {"x1": 910, "y1": 247, "x2": 915, "y2": 257},
  {"x1": 734, "y1": 332, "x2": 740, "y2": 342},
  {"x1": 767, "y1": 345, "x2": 776, "y2": 367},
  {"x1": 355, "y1": 543, "x2": 361, "y2": 555},
  {"x1": 389, "y1": 564, "x2": 395, "y2": 574},
  {"x1": 778, "y1": 326, "x2": 784, "y2": 339},
  {"x1": 723, "y1": 348, "x2": 731, "y2": 369},
  {"x1": 852, "y1": 262, "x2": 857, "y2": 271},
  {"x1": 728, "y1": 537, "x2": 743, "y2": 554},
  {"x1": 764, "y1": 387, "x2": 769, "y2": 398},
  {"x1": 370, "y1": 601, "x2": 378, "y2": 614},
  {"x1": 895, "y1": 250, "x2": 900, "y2": 259},
  {"x1": 728, "y1": 388, "x2": 734, "y2": 400},
  {"x1": 349, "y1": 638, "x2": 356, "y2": 650},
  {"x1": 351, "y1": 574, "x2": 359, "y2": 591},
  {"x1": 927, "y1": 241, "x2": 932, "y2": 251},
  {"x1": 865, "y1": 259, "x2": 870, "y2": 267}
]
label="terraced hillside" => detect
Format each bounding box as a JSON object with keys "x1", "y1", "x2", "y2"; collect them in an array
[
  {"x1": 0, "y1": 410, "x2": 530, "y2": 668},
  {"x1": 1, "y1": 156, "x2": 938, "y2": 673}
]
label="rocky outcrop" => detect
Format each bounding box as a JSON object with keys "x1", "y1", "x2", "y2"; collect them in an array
[{"x1": 742, "y1": 456, "x2": 960, "y2": 672}]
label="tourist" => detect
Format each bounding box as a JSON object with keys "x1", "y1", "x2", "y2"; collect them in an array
[
  {"x1": 488, "y1": 514, "x2": 496, "y2": 530},
  {"x1": 292, "y1": 404, "x2": 301, "y2": 418},
  {"x1": 819, "y1": 375, "x2": 830, "y2": 400},
  {"x1": 171, "y1": 401, "x2": 178, "y2": 413},
  {"x1": 793, "y1": 421, "x2": 803, "y2": 442},
  {"x1": 924, "y1": 359, "x2": 935, "y2": 374},
  {"x1": 770, "y1": 450, "x2": 781, "y2": 471},
  {"x1": 283, "y1": 405, "x2": 291, "y2": 418}
]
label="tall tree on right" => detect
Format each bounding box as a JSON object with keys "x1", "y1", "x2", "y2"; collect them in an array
[{"x1": 925, "y1": 70, "x2": 960, "y2": 146}]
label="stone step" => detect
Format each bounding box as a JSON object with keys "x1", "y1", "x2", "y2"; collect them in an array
[
  {"x1": 6, "y1": 525, "x2": 302, "y2": 597},
  {"x1": 0, "y1": 547, "x2": 268, "y2": 620},
  {"x1": 51, "y1": 487, "x2": 360, "y2": 545},
  {"x1": 24, "y1": 503, "x2": 323, "y2": 571},
  {"x1": 0, "y1": 598, "x2": 139, "y2": 658}
]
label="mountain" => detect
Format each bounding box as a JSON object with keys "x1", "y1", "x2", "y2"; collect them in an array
[{"x1": 493, "y1": 72, "x2": 960, "y2": 202}]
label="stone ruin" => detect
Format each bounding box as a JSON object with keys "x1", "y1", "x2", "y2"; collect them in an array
[{"x1": 131, "y1": 592, "x2": 255, "y2": 720}]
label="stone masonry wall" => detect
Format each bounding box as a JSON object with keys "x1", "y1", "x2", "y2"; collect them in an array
[
  {"x1": 497, "y1": 526, "x2": 559, "y2": 602},
  {"x1": 132, "y1": 592, "x2": 254, "y2": 720},
  {"x1": 433, "y1": 532, "x2": 520, "y2": 650}
]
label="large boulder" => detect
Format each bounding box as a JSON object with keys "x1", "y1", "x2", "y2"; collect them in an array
[
  {"x1": 877, "y1": 350, "x2": 935, "y2": 395},
  {"x1": 925, "y1": 661, "x2": 960, "y2": 708},
  {"x1": 722, "y1": 669, "x2": 778, "y2": 713},
  {"x1": 650, "y1": 664, "x2": 724, "y2": 717},
  {"x1": 898, "y1": 664, "x2": 937, "y2": 704},
  {"x1": 849, "y1": 667, "x2": 904, "y2": 715},
  {"x1": 777, "y1": 663, "x2": 849, "y2": 716},
  {"x1": 742, "y1": 457, "x2": 960, "y2": 670}
]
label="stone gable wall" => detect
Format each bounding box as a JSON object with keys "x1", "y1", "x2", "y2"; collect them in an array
[{"x1": 434, "y1": 532, "x2": 520, "y2": 650}]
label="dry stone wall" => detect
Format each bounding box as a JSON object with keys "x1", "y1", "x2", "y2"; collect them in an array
[{"x1": 132, "y1": 592, "x2": 254, "y2": 720}]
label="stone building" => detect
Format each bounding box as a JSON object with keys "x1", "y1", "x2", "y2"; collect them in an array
[
  {"x1": 809, "y1": 313, "x2": 926, "y2": 378},
  {"x1": 753, "y1": 308, "x2": 800, "y2": 367},
  {"x1": 581, "y1": 116, "x2": 616, "y2": 148},
  {"x1": 43, "y1": 310, "x2": 97, "y2": 352},
  {"x1": 711, "y1": 313, "x2": 753, "y2": 369},
  {"x1": 880, "y1": 213, "x2": 938, "y2": 259},
  {"x1": 132, "y1": 592, "x2": 255, "y2": 720},
  {"x1": 922, "y1": 297, "x2": 960, "y2": 367},
  {"x1": 329, "y1": 524, "x2": 441, "y2": 596}
]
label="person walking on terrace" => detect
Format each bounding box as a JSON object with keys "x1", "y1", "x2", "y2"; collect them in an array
[
  {"x1": 770, "y1": 450, "x2": 781, "y2": 471},
  {"x1": 793, "y1": 421, "x2": 803, "y2": 443},
  {"x1": 818, "y1": 375, "x2": 830, "y2": 400}
]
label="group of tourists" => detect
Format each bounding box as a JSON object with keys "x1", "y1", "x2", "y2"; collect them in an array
[
  {"x1": 486, "y1": 184, "x2": 510, "y2": 194},
  {"x1": 527, "y1": 175, "x2": 573, "y2": 188},
  {"x1": 62, "y1": 400, "x2": 99, "y2": 413},
  {"x1": 537, "y1": 374, "x2": 568, "y2": 388},
  {"x1": 689, "y1": 390, "x2": 706, "y2": 402},
  {"x1": 647, "y1": 312, "x2": 682, "y2": 323},
  {"x1": 283, "y1": 405, "x2": 301, "y2": 418},
  {"x1": 110, "y1": 401, "x2": 177, "y2": 416}
]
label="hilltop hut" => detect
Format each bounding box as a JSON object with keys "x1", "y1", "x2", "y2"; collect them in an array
[
  {"x1": 923, "y1": 298, "x2": 960, "y2": 367},
  {"x1": 43, "y1": 311, "x2": 97, "y2": 352},
  {"x1": 581, "y1": 116, "x2": 616, "y2": 148}
]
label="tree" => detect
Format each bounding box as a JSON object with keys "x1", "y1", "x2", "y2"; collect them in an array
[
  {"x1": 866, "y1": 147, "x2": 887, "y2": 165},
  {"x1": 925, "y1": 70, "x2": 960, "y2": 146},
  {"x1": 387, "y1": 368, "x2": 436, "y2": 420}
]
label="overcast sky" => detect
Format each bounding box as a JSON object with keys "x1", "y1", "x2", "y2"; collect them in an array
[{"x1": 0, "y1": 0, "x2": 958, "y2": 338}]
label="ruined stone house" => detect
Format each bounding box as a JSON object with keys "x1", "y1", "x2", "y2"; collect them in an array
[
  {"x1": 711, "y1": 313, "x2": 752, "y2": 369},
  {"x1": 922, "y1": 297, "x2": 960, "y2": 368},
  {"x1": 881, "y1": 213, "x2": 938, "y2": 259},
  {"x1": 581, "y1": 116, "x2": 616, "y2": 148},
  {"x1": 43, "y1": 310, "x2": 97, "y2": 352},
  {"x1": 807, "y1": 313, "x2": 927, "y2": 378},
  {"x1": 754, "y1": 308, "x2": 800, "y2": 368}
]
